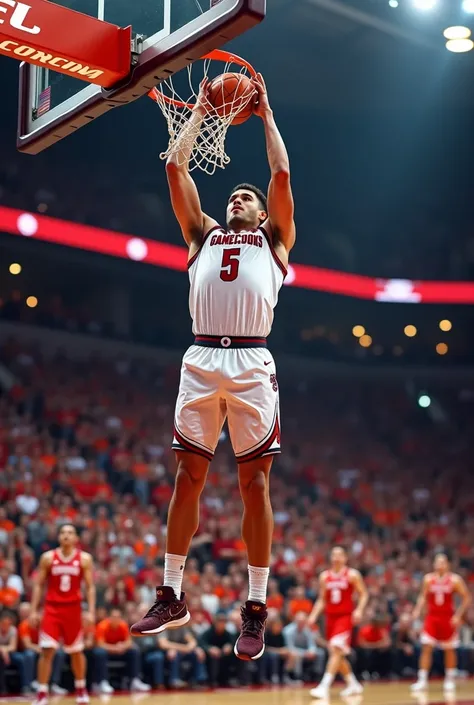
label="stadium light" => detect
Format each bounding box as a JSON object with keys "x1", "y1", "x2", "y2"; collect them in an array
[
  {"x1": 436, "y1": 342, "x2": 448, "y2": 355},
  {"x1": 418, "y1": 394, "x2": 431, "y2": 408},
  {"x1": 9, "y1": 263, "x2": 21, "y2": 275},
  {"x1": 352, "y1": 325, "x2": 365, "y2": 338},
  {"x1": 389, "y1": 0, "x2": 399, "y2": 7},
  {"x1": 26, "y1": 296, "x2": 38, "y2": 308},
  {"x1": 446, "y1": 38, "x2": 474, "y2": 52},
  {"x1": 412, "y1": 0, "x2": 438, "y2": 10},
  {"x1": 443, "y1": 26, "x2": 471, "y2": 40},
  {"x1": 359, "y1": 335, "x2": 372, "y2": 348},
  {"x1": 439, "y1": 319, "x2": 452, "y2": 331},
  {"x1": 404, "y1": 325, "x2": 417, "y2": 337},
  {"x1": 463, "y1": 0, "x2": 474, "y2": 13}
]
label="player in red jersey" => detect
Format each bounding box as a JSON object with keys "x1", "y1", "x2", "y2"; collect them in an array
[
  {"x1": 307, "y1": 546, "x2": 368, "y2": 699},
  {"x1": 29, "y1": 524, "x2": 95, "y2": 705},
  {"x1": 411, "y1": 553, "x2": 470, "y2": 693}
]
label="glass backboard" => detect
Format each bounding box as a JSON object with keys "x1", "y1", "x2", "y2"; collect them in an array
[{"x1": 17, "y1": 0, "x2": 266, "y2": 154}]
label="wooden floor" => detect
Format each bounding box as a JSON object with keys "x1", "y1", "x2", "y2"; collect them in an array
[{"x1": 1, "y1": 682, "x2": 473, "y2": 705}]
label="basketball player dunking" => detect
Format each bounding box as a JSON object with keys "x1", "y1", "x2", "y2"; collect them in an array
[
  {"x1": 30, "y1": 524, "x2": 95, "y2": 705},
  {"x1": 411, "y1": 553, "x2": 471, "y2": 693},
  {"x1": 131, "y1": 74, "x2": 295, "y2": 661},
  {"x1": 307, "y1": 547, "x2": 368, "y2": 699}
]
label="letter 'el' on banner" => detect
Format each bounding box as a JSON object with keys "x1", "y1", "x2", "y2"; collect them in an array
[{"x1": 0, "y1": 0, "x2": 131, "y2": 87}]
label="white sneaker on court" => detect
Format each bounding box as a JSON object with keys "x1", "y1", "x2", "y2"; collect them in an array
[
  {"x1": 341, "y1": 682, "x2": 364, "y2": 696},
  {"x1": 411, "y1": 680, "x2": 428, "y2": 692},
  {"x1": 444, "y1": 680, "x2": 456, "y2": 692},
  {"x1": 310, "y1": 684, "x2": 330, "y2": 699}
]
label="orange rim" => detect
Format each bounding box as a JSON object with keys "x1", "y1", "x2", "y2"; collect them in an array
[{"x1": 148, "y1": 49, "x2": 257, "y2": 109}]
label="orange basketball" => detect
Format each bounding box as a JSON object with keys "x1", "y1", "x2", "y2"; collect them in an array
[{"x1": 207, "y1": 72, "x2": 256, "y2": 125}]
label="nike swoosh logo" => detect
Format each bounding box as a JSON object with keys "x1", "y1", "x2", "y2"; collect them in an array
[
  {"x1": 264, "y1": 361, "x2": 272, "y2": 366},
  {"x1": 169, "y1": 605, "x2": 185, "y2": 619}
]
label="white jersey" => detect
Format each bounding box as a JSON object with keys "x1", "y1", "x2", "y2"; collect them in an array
[{"x1": 188, "y1": 224, "x2": 287, "y2": 338}]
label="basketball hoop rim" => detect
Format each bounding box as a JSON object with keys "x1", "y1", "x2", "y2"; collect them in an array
[{"x1": 147, "y1": 49, "x2": 257, "y2": 109}]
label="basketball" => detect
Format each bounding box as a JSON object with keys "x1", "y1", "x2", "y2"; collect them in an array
[{"x1": 207, "y1": 72, "x2": 256, "y2": 125}]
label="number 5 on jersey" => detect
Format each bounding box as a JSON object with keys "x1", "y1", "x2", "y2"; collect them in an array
[{"x1": 220, "y1": 248, "x2": 241, "y2": 282}]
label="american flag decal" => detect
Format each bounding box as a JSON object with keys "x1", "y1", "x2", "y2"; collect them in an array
[{"x1": 37, "y1": 86, "x2": 51, "y2": 117}]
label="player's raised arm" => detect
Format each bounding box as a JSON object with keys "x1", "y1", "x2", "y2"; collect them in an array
[
  {"x1": 253, "y1": 74, "x2": 295, "y2": 254},
  {"x1": 166, "y1": 78, "x2": 216, "y2": 247},
  {"x1": 307, "y1": 573, "x2": 327, "y2": 627},
  {"x1": 413, "y1": 575, "x2": 429, "y2": 621},
  {"x1": 453, "y1": 575, "x2": 471, "y2": 626},
  {"x1": 30, "y1": 552, "x2": 51, "y2": 625}
]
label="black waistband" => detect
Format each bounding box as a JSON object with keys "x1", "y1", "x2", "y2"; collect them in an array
[{"x1": 194, "y1": 335, "x2": 267, "y2": 349}]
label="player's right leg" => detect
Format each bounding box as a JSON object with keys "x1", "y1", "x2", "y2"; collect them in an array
[
  {"x1": 33, "y1": 607, "x2": 62, "y2": 705},
  {"x1": 32, "y1": 649, "x2": 56, "y2": 705},
  {"x1": 411, "y1": 644, "x2": 434, "y2": 691},
  {"x1": 131, "y1": 346, "x2": 224, "y2": 637}
]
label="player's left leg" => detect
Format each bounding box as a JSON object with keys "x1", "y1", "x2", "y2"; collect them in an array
[
  {"x1": 63, "y1": 609, "x2": 88, "y2": 704},
  {"x1": 443, "y1": 647, "x2": 457, "y2": 691},
  {"x1": 234, "y1": 455, "x2": 273, "y2": 661},
  {"x1": 69, "y1": 652, "x2": 88, "y2": 704},
  {"x1": 225, "y1": 347, "x2": 281, "y2": 661}
]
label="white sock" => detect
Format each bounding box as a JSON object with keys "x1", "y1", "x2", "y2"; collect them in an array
[
  {"x1": 38, "y1": 685, "x2": 49, "y2": 694},
  {"x1": 445, "y1": 669, "x2": 456, "y2": 680},
  {"x1": 164, "y1": 553, "x2": 187, "y2": 599},
  {"x1": 75, "y1": 680, "x2": 86, "y2": 689},
  {"x1": 345, "y1": 672, "x2": 358, "y2": 685},
  {"x1": 321, "y1": 672, "x2": 334, "y2": 687},
  {"x1": 418, "y1": 669, "x2": 428, "y2": 683},
  {"x1": 248, "y1": 565, "x2": 270, "y2": 603}
]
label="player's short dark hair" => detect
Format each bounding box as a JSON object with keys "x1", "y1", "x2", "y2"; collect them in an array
[
  {"x1": 332, "y1": 545, "x2": 347, "y2": 554},
  {"x1": 230, "y1": 183, "x2": 267, "y2": 213},
  {"x1": 58, "y1": 522, "x2": 77, "y2": 535}
]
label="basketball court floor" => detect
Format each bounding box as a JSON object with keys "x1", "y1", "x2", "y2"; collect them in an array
[{"x1": 1, "y1": 682, "x2": 473, "y2": 705}]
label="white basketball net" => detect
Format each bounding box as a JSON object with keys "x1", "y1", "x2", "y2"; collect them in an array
[{"x1": 149, "y1": 52, "x2": 256, "y2": 175}]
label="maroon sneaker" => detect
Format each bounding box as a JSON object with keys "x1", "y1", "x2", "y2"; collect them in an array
[
  {"x1": 234, "y1": 600, "x2": 267, "y2": 661},
  {"x1": 130, "y1": 586, "x2": 190, "y2": 636}
]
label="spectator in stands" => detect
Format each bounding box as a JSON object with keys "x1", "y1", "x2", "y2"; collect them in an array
[
  {"x1": 157, "y1": 626, "x2": 207, "y2": 689},
  {"x1": 282, "y1": 611, "x2": 322, "y2": 683},
  {"x1": 0, "y1": 612, "x2": 27, "y2": 695},
  {"x1": 17, "y1": 604, "x2": 66, "y2": 695},
  {"x1": 200, "y1": 613, "x2": 239, "y2": 687},
  {"x1": 357, "y1": 611, "x2": 392, "y2": 679},
  {"x1": 93, "y1": 608, "x2": 150, "y2": 693},
  {"x1": 262, "y1": 617, "x2": 294, "y2": 685},
  {"x1": 392, "y1": 611, "x2": 418, "y2": 677},
  {"x1": 0, "y1": 561, "x2": 23, "y2": 609},
  {"x1": 136, "y1": 636, "x2": 165, "y2": 690}
]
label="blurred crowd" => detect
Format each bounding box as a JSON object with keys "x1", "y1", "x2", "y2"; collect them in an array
[{"x1": 1, "y1": 336, "x2": 474, "y2": 692}]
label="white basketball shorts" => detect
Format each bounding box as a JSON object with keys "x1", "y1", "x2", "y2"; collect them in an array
[{"x1": 172, "y1": 335, "x2": 281, "y2": 463}]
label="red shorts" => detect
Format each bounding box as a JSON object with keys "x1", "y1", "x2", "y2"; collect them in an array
[
  {"x1": 40, "y1": 602, "x2": 83, "y2": 653},
  {"x1": 326, "y1": 613, "x2": 353, "y2": 654},
  {"x1": 421, "y1": 615, "x2": 458, "y2": 649}
]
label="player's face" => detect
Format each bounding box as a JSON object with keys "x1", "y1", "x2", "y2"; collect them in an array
[
  {"x1": 226, "y1": 190, "x2": 266, "y2": 229},
  {"x1": 434, "y1": 554, "x2": 449, "y2": 574},
  {"x1": 330, "y1": 547, "x2": 347, "y2": 570},
  {"x1": 59, "y1": 525, "x2": 78, "y2": 548}
]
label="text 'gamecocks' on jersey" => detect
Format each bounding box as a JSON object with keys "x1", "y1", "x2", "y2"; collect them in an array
[
  {"x1": 324, "y1": 568, "x2": 355, "y2": 615},
  {"x1": 188, "y1": 225, "x2": 287, "y2": 338},
  {"x1": 45, "y1": 549, "x2": 83, "y2": 605}
]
